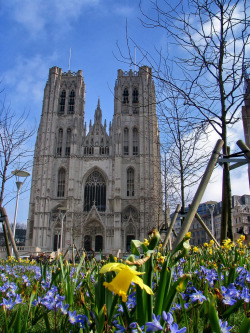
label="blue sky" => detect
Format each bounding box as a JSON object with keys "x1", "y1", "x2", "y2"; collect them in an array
[{"x1": 0, "y1": 0, "x2": 249, "y2": 225}]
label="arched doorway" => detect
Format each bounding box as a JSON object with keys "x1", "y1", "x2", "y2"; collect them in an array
[
  {"x1": 95, "y1": 235, "x2": 103, "y2": 252},
  {"x1": 84, "y1": 235, "x2": 92, "y2": 251}
]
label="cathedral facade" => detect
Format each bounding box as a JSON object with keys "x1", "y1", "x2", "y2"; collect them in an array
[{"x1": 26, "y1": 66, "x2": 162, "y2": 254}]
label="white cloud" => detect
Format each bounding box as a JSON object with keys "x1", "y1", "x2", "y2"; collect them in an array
[
  {"x1": 2, "y1": 53, "x2": 57, "y2": 112},
  {"x1": 5, "y1": 0, "x2": 100, "y2": 38}
]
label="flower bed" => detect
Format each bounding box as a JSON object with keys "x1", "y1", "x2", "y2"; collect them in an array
[{"x1": 0, "y1": 233, "x2": 249, "y2": 332}]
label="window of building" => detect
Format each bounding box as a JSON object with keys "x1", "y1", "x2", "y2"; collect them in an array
[
  {"x1": 132, "y1": 88, "x2": 138, "y2": 103},
  {"x1": 57, "y1": 168, "x2": 66, "y2": 197},
  {"x1": 127, "y1": 168, "x2": 134, "y2": 196},
  {"x1": 65, "y1": 128, "x2": 71, "y2": 156},
  {"x1": 68, "y1": 90, "x2": 75, "y2": 114},
  {"x1": 84, "y1": 171, "x2": 106, "y2": 211},
  {"x1": 57, "y1": 128, "x2": 63, "y2": 156},
  {"x1": 123, "y1": 88, "x2": 129, "y2": 103},
  {"x1": 133, "y1": 127, "x2": 139, "y2": 155},
  {"x1": 59, "y1": 90, "x2": 66, "y2": 114},
  {"x1": 124, "y1": 128, "x2": 129, "y2": 155},
  {"x1": 126, "y1": 235, "x2": 135, "y2": 251}
]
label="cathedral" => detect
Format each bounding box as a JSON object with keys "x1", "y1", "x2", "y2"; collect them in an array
[{"x1": 26, "y1": 65, "x2": 163, "y2": 254}]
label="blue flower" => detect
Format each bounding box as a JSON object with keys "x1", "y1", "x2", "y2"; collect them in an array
[
  {"x1": 0, "y1": 298, "x2": 15, "y2": 310},
  {"x1": 219, "y1": 319, "x2": 232, "y2": 332},
  {"x1": 241, "y1": 286, "x2": 250, "y2": 303},
  {"x1": 113, "y1": 320, "x2": 126, "y2": 332},
  {"x1": 146, "y1": 314, "x2": 163, "y2": 332},
  {"x1": 78, "y1": 314, "x2": 90, "y2": 329},
  {"x1": 169, "y1": 323, "x2": 187, "y2": 333},
  {"x1": 189, "y1": 289, "x2": 207, "y2": 303},
  {"x1": 60, "y1": 303, "x2": 69, "y2": 315},
  {"x1": 14, "y1": 294, "x2": 23, "y2": 305},
  {"x1": 68, "y1": 310, "x2": 81, "y2": 325},
  {"x1": 162, "y1": 311, "x2": 174, "y2": 325}
]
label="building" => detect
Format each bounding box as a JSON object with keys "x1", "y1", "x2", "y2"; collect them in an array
[
  {"x1": 26, "y1": 66, "x2": 162, "y2": 254},
  {"x1": 173, "y1": 195, "x2": 250, "y2": 245}
]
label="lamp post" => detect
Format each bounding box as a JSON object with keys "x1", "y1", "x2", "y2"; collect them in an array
[
  {"x1": 58, "y1": 207, "x2": 67, "y2": 253},
  {"x1": 206, "y1": 201, "x2": 216, "y2": 237},
  {"x1": 11, "y1": 170, "x2": 30, "y2": 256}
]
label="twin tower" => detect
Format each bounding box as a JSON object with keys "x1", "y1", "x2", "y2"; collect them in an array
[{"x1": 26, "y1": 66, "x2": 162, "y2": 254}]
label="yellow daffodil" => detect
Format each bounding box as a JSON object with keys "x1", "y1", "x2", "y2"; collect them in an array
[
  {"x1": 185, "y1": 232, "x2": 191, "y2": 239},
  {"x1": 100, "y1": 263, "x2": 153, "y2": 302},
  {"x1": 204, "y1": 242, "x2": 208, "y2": 247},
  {"x1": 193, "y1": 246, "x2": 200, "y2": 253},
  {"x1": 143, "y1": 238, "x2": 149, "y2": 246}
]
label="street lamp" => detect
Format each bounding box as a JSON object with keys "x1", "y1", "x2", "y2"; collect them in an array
[
  {"x1": 205, "y1": 201, "x2": 217, "y2": 237},
  {"x1": 11, "y1": 169, "x2": 30, "y2": 255},
  {"x1": 58, "y1": 207, "x2": 67, "y2": 253}
]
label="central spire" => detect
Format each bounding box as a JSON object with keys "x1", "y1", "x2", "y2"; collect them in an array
[{"x1": 94, "y1": 98, "x2": 102, "y2": 123}]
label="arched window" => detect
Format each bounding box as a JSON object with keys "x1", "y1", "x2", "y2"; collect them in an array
[
  {"x1": 132, "y1": 87, "x2": 138, "y2": 103},
  {"x1": 57, "y1": 168, "x2": 66, "y2": 197},
  {"x1": 68, "y1": 90, "x2": 75, "y2": 114},
  {"x1": 57, "y1": 128, "x2": 63, "y2": 156},
  {"x1": 127, "y1": 168, "x2": 134, "y2": 196},
  {"x1": 65, "y1": 128, "x2": 71, "y2": 156},
  {"x1": 84, "y1": 171, "x2": 106, "y2": 212},
  {"x1": 133, "y1": 127, "x2": 139, "y2": 155},
  {"x1": 123, "y1": 128, "x2": 129, "y2": 155},
  {"x1": 123, "y1": 88, "x2": 129, "y2": 103},
  {"x1": 59, "y1": 90, "x2": 66, "y2": 114}
]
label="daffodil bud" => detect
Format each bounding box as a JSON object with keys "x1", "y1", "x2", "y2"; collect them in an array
[{"x1": 148, "y1": 229, "x2": 161, "y2": 250}]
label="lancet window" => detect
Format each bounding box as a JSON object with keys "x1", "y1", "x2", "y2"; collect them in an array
[
  {"x1": 123, "y1": 88, "x2": 129, "y2": 103},
  {"x1": 57, "y1": 128, "x2": 63, "y2": 156},
  {"x1": 68, "y1": 90, "x2": 75, "y2": 114},
  {"x1": 59, "y1": 90, "x2": 66, "y2": 114},
  {"x1": 127, "y1": 167, "x2": 134, "y2": 196},
  {"x1": 65, "y1": 128, "x2": 71, "y2": 156},
  {"x1": 57, "y1": 168, "x2": 66, "y2": 197},
  {"x1": 133, "y1": 127, "x2": 139, "y2": 155},
  {"x1": 132, "y1": 88, "x2": 138, "y2": 103},
  {"x1": 84, "y1": 171, "x2": 106, "y2": 212},
  {"x1": 123, "y1": 128, "x2": 129, "y2": 155}
]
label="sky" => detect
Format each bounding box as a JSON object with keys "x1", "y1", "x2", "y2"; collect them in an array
[{"x1": 0, "y1": 0, "x2": 249, "y2": 225}]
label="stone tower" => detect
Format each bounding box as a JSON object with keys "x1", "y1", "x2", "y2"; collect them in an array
[{"x1": 26, "y1": 66, "x2": 162, "y2": 254}]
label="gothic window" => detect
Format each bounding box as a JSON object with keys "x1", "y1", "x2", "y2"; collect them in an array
[
  {"x1": 123, "y1": 127, "x2": 129, "y2": 155},
  {"x1": 65, "y1": 128, "x2": 71, "y2": 156},
  {"x1": 57, "y1": 128, "x2": 63, "y2": 156},
  {"x1": 132, "y1": 87, "x2": 138, "y2": 103},
  {"x1": 133, "y1": 128, "x2": 139, "y2": 155},
  {"x1": 57, "y1": 168, "x2": 66, "y2": 197},
  {"x1": 100, "y1": 147, "x2": 105, "y2": 155},
  {"x1": 84, "y1": 171, "x2": 106, "y2": 212},
  {"x1": 127, "y1": 168, "x2": 134, "y2": 196},
  {"x1": 59, "y1": 90, "x2": 66, "y2": 114},
  {"x1": 123, "y1": 88, "x2": 129, "y2": 103},
  {"x1": 68, "y1": 90, "x2": 75, "y2": 114}
]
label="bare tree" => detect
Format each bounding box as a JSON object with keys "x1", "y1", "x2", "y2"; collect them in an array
[
  {"x1": 0, "y1": 97, "x2": 35, "y2": 256},
  {"x1": 158, "y1": 84, "x2": 210, "y2": 215},
  {"x1": 118, "y1": 0, "x2": 250, "y2": 242}
]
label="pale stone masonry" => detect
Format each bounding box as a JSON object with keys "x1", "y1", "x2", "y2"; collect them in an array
[{"x1": 26, "y1": 66, "x2": 163, "y2": 254}]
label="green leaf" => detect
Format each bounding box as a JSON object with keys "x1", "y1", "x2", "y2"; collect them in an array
[
  {"x1": 239, "y1": 316, "x2": 250, "y2": 333},
  {"x1": 208, "y1": 299, "x2": 220, "y2": 333},
  {"x1": 131, "y1": 240, "x2": 143, "y2": 256}
]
